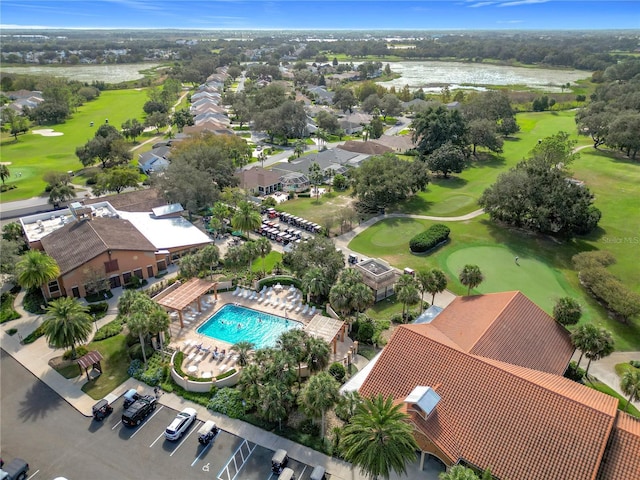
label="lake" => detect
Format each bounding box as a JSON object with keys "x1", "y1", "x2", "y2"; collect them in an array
[
  {"x1": 1, "y1": 63, "x2": 161, "y2": 83},
  {"x1": 377, "y1": 61, "x2": 590, "y2": 92}
]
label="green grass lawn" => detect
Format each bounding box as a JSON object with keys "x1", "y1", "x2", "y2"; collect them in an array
[
  {"x1": 1, "y1": 88, "x2": 149, "y2": 202},
  {"x1": 588, "y1": 381, "x2": 640, "y2": 418},
  {"x1": 398, "y1": 111, "x2": 589, "y2": 217},
  {"x1": 251, "y1": 251, "x2": 282, "y2": 274},
  {"x1": 81, "y1": 334, "x2": 131, "y2": 400}
]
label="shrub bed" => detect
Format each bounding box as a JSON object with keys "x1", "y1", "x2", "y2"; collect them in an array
[
  {"x1": 1, "y1": 292, "x2": 21, "y2": 323},
  {"x1": 23, "y1": 289, "x2": 46, "y2": 314},
  {"x1": 409, "y1": 224, "x2": 450, "y2": 253},
  {"x1": 23, "y1": 321, "x2": 48, "y2": 344},
  {"x1": 93, "y1": 317, "x2": 124, "y2": 341}
]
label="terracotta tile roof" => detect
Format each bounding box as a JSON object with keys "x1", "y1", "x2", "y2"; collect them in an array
[
  {"x1": 596, "y1": 412, "x2": 640, "y2": 480},
  {"x1": 40, "y1": 217, "x2": 156, "y2": 274},
  {"x1": 431, "y1": 292, "x2": 573, "y2": 375},
  {"x1": 360, "y1": 325, "x2": 618, "y2": 480}
]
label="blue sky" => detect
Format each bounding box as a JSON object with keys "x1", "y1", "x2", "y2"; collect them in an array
[{"x1": 1, "y1": 1, "x2": 638, "y2": 30}]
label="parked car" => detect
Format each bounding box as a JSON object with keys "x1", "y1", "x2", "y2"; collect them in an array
[
  {"x1": 0, "y1": 458, "x2": 29, "y2": 480},
  {"x1": 121, "y1": 394, "x2": 156, "y2": 427},
  {"x1": 165, "y1": 407, "x2": 197, "y2": 441},
  {"x1": 91, "y1": 398, "x2": 113, "y2": 421}
]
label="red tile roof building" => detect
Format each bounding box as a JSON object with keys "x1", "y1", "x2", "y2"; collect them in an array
[{"x1": 358, "y1": 292, "x2": 640, "y2": 480}]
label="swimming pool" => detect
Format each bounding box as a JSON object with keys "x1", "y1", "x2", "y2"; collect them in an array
[{"x1": 196, "y1": 304, "x2": 302, "y2": 349}]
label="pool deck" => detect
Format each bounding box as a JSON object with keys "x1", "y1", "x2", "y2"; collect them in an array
[{"x1": 168, "y1": 287, "x2": 356, "y2": 379}]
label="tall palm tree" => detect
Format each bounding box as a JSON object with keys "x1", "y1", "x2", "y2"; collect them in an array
[
  {"x1": 439, "y1": 465, "x2": 480, "y2": 480},
  {"x1": 584, "y1": 327, "x2": 614, "y2": 376},
  {"x1": 148, "y1": 309, "x2": 170, "y2": 362},
  {"x1": 294, "y1": 139, "x2": 306, "y2": 158},
  {"x1": 127, "y1": 312, "x2": 151, "y2": 367},
  {"x1": 620, "y1": 369, "x2": 640, "y2": 413},
  {"x1": 210, "y1": 201, "x2": 230, "y2": 227},
  {"x1": 571, "y1": 323, "x2": 600, "y2": 367},
  {"x1": 259, "y1": 382, "x2": 293, "y2": 430},
  {"x1": 351, "y1": 282, "x2": 374, "y2": 314},
  {"x1": 341, "y1": 394, "x2": 419, "y2": 480},
  {"x1": 243, "y1": 240, "x2": 261, "y2": 273},
  {"x1": 197, "y1": 244, "x2": 220, "y2": 279},
  {"x1": 231, "y1": 201, "x2": 261, "y2": 236},
  {"x1": 459, "y1": 264, "x2": 483, "y2": 295},
  {"x1": 397, "y1": 283, "x2": 420, "y2": 322},
  {"x1": 421, "y1": 268, "x2": 448, "y2": 306},
  {"x1": 340, "y1": 268, "x2": 363, "y2": 287},
  {"x1": 330, "y1": 282, "x2": 351, "y2": 318},
  {"x1": 304, "y1": 336, "x2": 331, "y2": 373},
  {"x1": 43, "y1": 297, "x2": 93, "y2": 359},
  {"x1": 277, "y1": 329, "x2": 307, "y2": 380},
  {"x1": 16, "y1": 250, "x2": 61, "y2": 304},
  {"x1": 0, "y1": 164, "x2": 10, "y2": 185},
  {"x1": 255, "y1": 236, "x2": 271, "y2": 275},
  {"x1": 298, "y1": 372, "x2": 341, "y2": 438},
  {"x1": 231, "y1": 340, "x2": 255, "y2": 366},
  {"x1": 238, "y1": 363, "x2": 262, "y2": 409},
  {"x1": 302, "y1": 267, "x2": 328, "y2": 304}
]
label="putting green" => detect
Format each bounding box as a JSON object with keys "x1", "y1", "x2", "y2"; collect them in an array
[{"x1": 446, "y1": 245, "x2": 571, "y2": 313}]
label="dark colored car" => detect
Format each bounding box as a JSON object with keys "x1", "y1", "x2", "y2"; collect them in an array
[{"x1": 121, "y1": 394, "x2": 156, "y2": 427}]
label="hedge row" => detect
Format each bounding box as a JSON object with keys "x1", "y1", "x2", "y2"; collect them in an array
[{"x1": 409, "y1": 224, "x2": 451, "y2": 253}]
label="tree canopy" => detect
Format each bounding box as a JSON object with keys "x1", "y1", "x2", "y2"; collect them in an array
[
  {"x1": 350, "y1": 153, "x2": 430, "y2": 212},
  {"x1": 479, "y1": 132, "x2": 601, "y2": 237}
]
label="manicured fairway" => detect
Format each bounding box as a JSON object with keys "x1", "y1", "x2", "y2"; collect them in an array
[
  {"x1": 445, "y1": 245, "x2": 569, "y2": 312},
  {"x1": 1, "y1": 88, "x2": 149, "y2": 202}
]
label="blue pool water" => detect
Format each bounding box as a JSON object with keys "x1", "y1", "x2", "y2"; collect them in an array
[{"x1": 196, "y1": 304, "x2": 302, "y2": 349}]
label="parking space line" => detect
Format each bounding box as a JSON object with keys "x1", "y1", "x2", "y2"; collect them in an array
[
  {"x1": 130, "y1": 405, "x2": 164, "y2": 438},
  {"x1": 27, "y1": 470, "x2": 40, "y2": 479},
  {"x1": 111, "y1": 419, "x2": 122, "y2": 430},
  {"x1": 299, "y1": 465, "x2": 308, "y2": 477},
  {"x1": 217, "y1": 439, "x2": 256, "y2": 480},
  {"x1": 170, "y1": 420, "x2": 201, "y2": 456},
  {"x1": 190, "y1": 431, "x2": 220, "y2": 467},
  {"x1": 149, "y1": 431, "x2": 165, "y2": 448}
]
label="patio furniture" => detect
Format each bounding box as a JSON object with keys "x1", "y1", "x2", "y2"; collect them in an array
[
  {"x1": 188, "y1": 365, "x2": 198, "y2": 375},
  {"x1": 295, "y1": 302, "x2": 302, "y2": 313},
  {"x1": 202, "y1": 371, "x2": 212, "y2": 379},
  {"x1": 308, "y1": 306, "x2": 316, "y2": 316},
  {"x1": 301, "y1": 304, "x2": 309, "y2": 314},
  {"x1": 187, "y1": 352, "x2": 196, "y2": 362},
  {"x1": 232, "y1": 286, "x2": 240, "y2": 296}
]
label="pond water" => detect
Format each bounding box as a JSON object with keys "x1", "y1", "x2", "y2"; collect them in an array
[
  {"x1": 1, "y1": 63, "x2": 161, "y2": 83},
  {"x1": 377, "y1": 61, "x2": 590, "y2": 92}
]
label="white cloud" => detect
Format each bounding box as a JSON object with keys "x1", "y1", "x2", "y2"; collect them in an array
[{"x1": 498, "y1": 0, "x2": 550, "y2": 7}]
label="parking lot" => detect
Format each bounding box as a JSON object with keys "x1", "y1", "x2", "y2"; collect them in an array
[{"x1": 1, "y1": 351, "x2": 328, "y2": 480}]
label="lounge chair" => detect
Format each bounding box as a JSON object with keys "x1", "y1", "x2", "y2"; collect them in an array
[
  {"x1": 257, "y1": 293, "x2": 265, "y2": 303},
  {"x1": 249, "y1": 291, "x2": 257, "y2": 300},
  {"x1": 308, "y1": 306, "x2": 316, "y2": 316},
  {"x1": 202, "y1": 371, "x2": 213, "y2": 379},
  {"x1": 295, "y1": 302, "x2": 302, "y2": 313},
  {"x1": 232, "y1": 286, "x2": 240, "y2": 296},
  {"x1": 281, "y1": 300, "x2": 288, "y2": 310},
  {"x1": 301, "y1": 304, "x2": 309, "y2": 314},
  {"x1": 183, "y1": 339, "x2": 193, "y2": 349},
  {"x1": 260, "y1": 285, "x2": 267, "y2": 294},
  {"x1": 187, "y1": 352, "x2": 196, "y2": 362},
  {"x1": 272, "y1": 297, "x2": 279, "y2": 308}
]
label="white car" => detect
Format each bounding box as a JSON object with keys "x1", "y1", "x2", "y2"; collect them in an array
[{"x1": 165, "y1": 407, "x2": 197, "y2": 441}]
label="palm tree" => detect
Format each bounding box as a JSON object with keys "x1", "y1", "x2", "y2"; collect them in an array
[
  {"x1": 571, "y1": 323, "x2": 600, "y2": 367},
  {"x1": 553, "y1": 297, "x2": 582, "y2": 326},
  {"x1": 341, "y1": 394, "x2": 419, "y2": 480},
  {"x1": 439, "y1": 465, "x2": 480, "y2": 480},
  {"x1": 308, "y1": 162, "x2": 324, "y2": 201},
  {"x1": 620, "y1": 369, "x2": 640, "y2": 413},
  {"x1": 335, "y1": 390, "x2": 362, "y2": 421},
  {"x1": 127, "y1": 312, "x2": 151, "y2": 367},
  {"x1": 294, "y1": 139, "x2": 306, "y2": 158},
  {"x1": 43, "y1": 297, "x2": 93, "y2": 359},
  {"x1": 16, "y1": 250, "x2": 61, "y2": 304},
  {"x1": 298, "y1": 372, "x2": 341, "y2": 438},
  {"x1": 243, "y1": 240, "x2": 261, "y2": 273},
  {"x1": 197, "y1": 244, "x2": 220, "y2": 279},
  {"x1": 305, "y1": 336, "x2": 331, "y2": 373},
  {"x1": 584, "y1": 327, "x2": 614, "y2": 376},
  {"x1": 277, "y1": 329, "x2": 307, "y2": 380},
  {"x1": 231, "y1": 201, "x2": 261, "y2": 236},
  {"x1": 459, "y1": 264, "x2": 483, "y2": 295},
  {"x1": 0, "y1": 164, "x2": 10, "y2": 185},
  {"x1": 148, "y1": 309, "x2": 170, "y2": 362},
  {"x1": 231, "y1": 340, "x2": 255, "y2": 366},
  {"x1": 211, "y1": 201, "x2": 230, "y2": 227},
  {"x1": 340, "y1": 268, "x2": 363, "y2": 287},
  {"x1": 330, "y1": 282, "x2": 351, "y2": 317},
  {"x1": 302, "y1": 267, "x2": 329, "y2": 304},
  {"x1": 351, "y1": 282, "x2": 374, "y2": 314},
  {"x1": 421, "y1": 268, "x2": 447, "y2": 306},
  {"x1": 238, "y1": 363, "x2": 262, "y2": 408},
  {"x1": 259, "y1": 382, "x2": 294, "y2": 430},
  {"x1": 255, "y1": 236, "x2": 271, "y2": 275}
]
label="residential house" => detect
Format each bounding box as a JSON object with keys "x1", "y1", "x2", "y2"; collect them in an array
[
  {"x1": 138, "y1": 146, "x2": 170, "y2": 174},
  {"x1": 348, "y1": 291, "x2": 640, "y2": 480},
  {"x1": 236, "y1": 166, "x2": 282, "y2": 195},
  {"x1": 279, "y1": 172, "x2": 310, "y2": 193}
]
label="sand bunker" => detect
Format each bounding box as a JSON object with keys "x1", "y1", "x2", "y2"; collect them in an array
[{"x1": 32, "y1": 129, "x2": 64, "y2": 137}]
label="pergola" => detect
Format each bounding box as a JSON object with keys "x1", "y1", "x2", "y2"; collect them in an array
[
  {"x1": 304, "y1": 314, "x2": 346, "y2": 354},
  {"x1": 156, "y1": 277, "x2": 216, "y2": 328},
  {"x1": 76, "y1": 350, "x2": 104, "y2": 382}
]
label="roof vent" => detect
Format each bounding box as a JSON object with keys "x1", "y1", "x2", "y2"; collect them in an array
[{"x1": 404, "y1": 386, "x2": 441, "y2": 419}]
